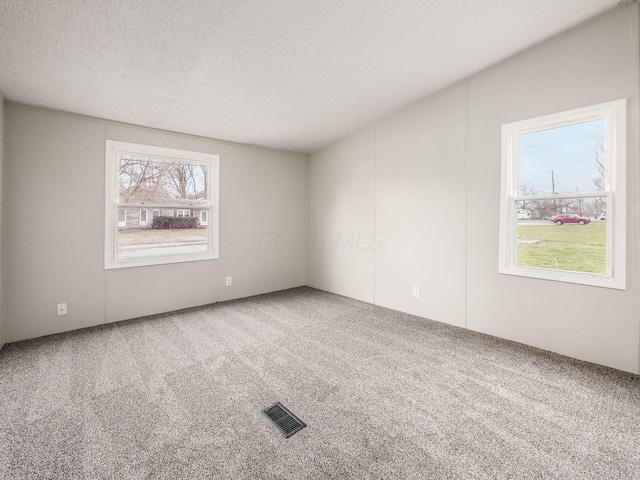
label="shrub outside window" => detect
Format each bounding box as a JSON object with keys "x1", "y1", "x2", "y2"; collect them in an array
[
  {"x1": 499, "y1": 99, "x2": 626, "y2": 289},
  {"x1": 105, "y1": 141, "x2": 219, "y2": 269}
]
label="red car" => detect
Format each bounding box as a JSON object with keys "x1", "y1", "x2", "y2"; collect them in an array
[{"x1": 552, "y1": 214, "x2": 590, "y2": 225}]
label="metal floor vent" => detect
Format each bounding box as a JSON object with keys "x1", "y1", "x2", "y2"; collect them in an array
[{"x1": 262, "y1": 403, "x2": 306, "y2": 438}]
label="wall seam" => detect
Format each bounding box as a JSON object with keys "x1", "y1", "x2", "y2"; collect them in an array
[
  {"x1": 1, "y1": 94, "x2": 5, "y2": 345},
  {"x1": 303, "y1": 155, "x2": 308, "y2": 286},
  {"x1": 216, "y1": 144, "x2": 222, "y2": 303},
  {"x1": 305, "y1": 155, "x2": 309, "y2": 287},
  {"x1": 316, "y1": 156, "x2": 320, "y2": 289},
  {"x1": 632, "y1": 1, "x2": 640, "y2": 374},
  {"x1": 464, "y1": 82, "x2": 470, "y2": 330},
  {"x1": 373, "y1": 127, "x2": 377, "y2": 305},
  {"x1": 103, "y1": 123, "x2": 109, "y2": 324},
  {"x1": 289, "y1": 153, "x2": 293, "y2": 288}
]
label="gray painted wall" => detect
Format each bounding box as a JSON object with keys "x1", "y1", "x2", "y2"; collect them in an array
[
  {"x1": 4, "y1": 106, "x2": 307, "y2": 341},
  {"x1": 312, "y1": 129, "x2": 376, "y2": 303},
  {"x1": 308, "y1": 5, "x2": 640, "y2": 373}
]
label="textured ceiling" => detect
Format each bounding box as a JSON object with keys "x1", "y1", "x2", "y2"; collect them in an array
[{"x1": 0, "y1": 1, "x2": 621, "y2": 153}]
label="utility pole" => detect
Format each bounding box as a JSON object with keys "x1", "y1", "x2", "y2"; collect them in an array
[
  {"x1": 550, "y1": 169, "x2": 557, "y2": 214},
  {"x1": 576, "y1": 186, "x2": 583, "y2": 216}
]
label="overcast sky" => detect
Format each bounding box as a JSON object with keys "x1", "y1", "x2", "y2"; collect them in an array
[{"x1": 518, "y1": 118, "x2": 605, "y2": 195}]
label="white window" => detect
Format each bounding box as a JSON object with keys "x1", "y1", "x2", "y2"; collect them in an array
[
  {"x1": 139, "y1": 209, "x2": 148, "y2": 227},
  {"x1": 105, "y1": 141, "x2": 219, "y2": 269},
  {"x1": 200, "y1": 210, "x2": 208, "y2": 226},
  {"x1": 499, "y1": 99, "x2": 626, "y2": 289},
  {"x1": 118, "y1": 208, "x2": 127, "y2": 227}
]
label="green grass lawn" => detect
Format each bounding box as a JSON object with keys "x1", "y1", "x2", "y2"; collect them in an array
[{"x1": 517, "y1": 221, "x2": 607, "y2": 274}]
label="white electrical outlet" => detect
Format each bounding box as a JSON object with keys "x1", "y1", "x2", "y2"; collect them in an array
[
  {"x1": 412, "y1": 287, "x2": 420, "y2": 298},
  {"x1": 225, "y1": 276, "x2": 232, "y2": 287},
  {"x1": 57, "y1": 303, "x2": 68, "y2": 316}
]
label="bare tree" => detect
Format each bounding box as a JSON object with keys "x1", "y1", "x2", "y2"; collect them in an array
[
  {"x1": 165, "y1": 161, "x2": 194, "y2": 199},
  {"x1": 199, "y1": 164, "x2": 208, "y2": 198},
  {"x1": 164, "y1": 162, "x2": 207, "y2": 199},
  {"x1": 120, "y1": 155, "x2": 208, "y2": 204},
  {"x1": 590, "y1": 134, "x2": 605, "y2": 191},
  {"x1": 119, "y1": 156, "x2": 164, "y2": 202}
]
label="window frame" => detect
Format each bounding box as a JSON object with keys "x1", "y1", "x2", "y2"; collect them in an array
[
  {"x1": 105, "y1": 140, "x2": 220, "y2": 269},
  {"x1": 498, "y1": 99, "x2": 626, "y2": 289}
]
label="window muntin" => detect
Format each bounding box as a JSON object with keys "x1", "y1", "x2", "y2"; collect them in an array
[
  {"x1": 105, "y1": 141, "x2": 219, "y2": 269},
  {"x1": 499, "y1": 99, "x2": 626, "y2": 289}
]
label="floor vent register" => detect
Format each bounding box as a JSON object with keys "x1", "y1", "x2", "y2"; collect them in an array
[{"x1": 262, "y1": 402, "x2": 306, "y2": 438}]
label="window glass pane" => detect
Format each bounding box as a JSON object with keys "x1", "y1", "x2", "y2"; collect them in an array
[
  {"x1": 518, "y1": 119, "x2": 605, "y2": 196},
  {"x1": 516, "y1": 198, "x2": 607, "y2": 274},
  {"x1": 119, "y1": 154, "x2": 208, "y2": 205}
]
